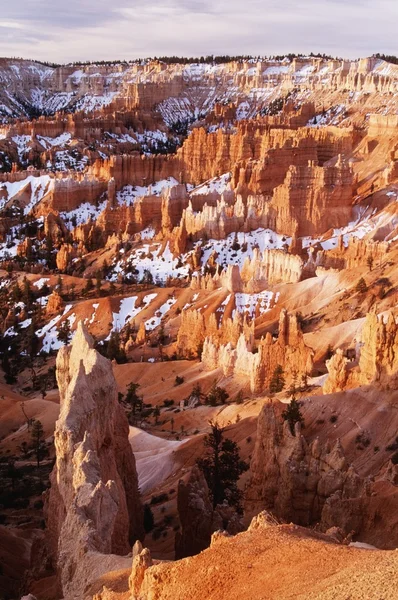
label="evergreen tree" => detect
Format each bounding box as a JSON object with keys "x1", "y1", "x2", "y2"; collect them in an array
[
  {"x1": 282, "y1": 398, "x2": 304, "y2": 435},
  {"x1": 83, "y1": 278, "x2": 94, "y2": 296},
  {"x1": 30, "y1": 419, "x2": 47, "y2": 468},
  {"x1": 206, "y1": 382, "x2": 229, "y2": 406},
  {"x1": 95, "y1": 270, "x2": 102, "y2": 295},
  {"x1": 231, "y1": 231, "x2": 240, "y2": 251},
  {"x1": 197, "y1": 422, "x2": 248, "y2": 510},
  {"x1": 45, "y1": 234, "x2": 55, "y2": 269},
  {"x1": 57, "y1": 275, "x2": 63, "y2": 294},
  {"x1": 122, "y1": 381, "x2": 143, "y2": 423},
  {"x1": 157, "y1": 323, "x2": 167, "y2": 345},
  {"x1": 107, "y1": 330, "x2": 126, "y2": 363},
  {"x1": 58, "y1": 319, "x2": 72, "y2": 345},
  {"x1": 141, "y1": 269, "x2": 154, "y2": 286},
  {"x1": 143, "y1": 504, "x2": 155, "y2": 533},
  {"x1": 153, "y1": 405, "x2": 160, "y2": 425},
  {"x1": 11, "y1": 282, "x2": 22, "y2": 303},
  {"x1": 269, "y1": 364, "x2": 285, "y2": 393},
  {"x1": 356, "y1": 277, "x2": 368, "y2": 293},
  {"x1": 235, "y1": 390, "x2": 244, "y2": 404},
  {"x1": 22, "y1": 276, "x2": 32, "y2": 308},
  {"x1": 367, "y1": 255, "x2": 374, "y2": 271}
]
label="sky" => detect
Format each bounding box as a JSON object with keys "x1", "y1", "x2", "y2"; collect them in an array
[{"x1": 0, "y1": 0, "x2": 397, "y2": 63}]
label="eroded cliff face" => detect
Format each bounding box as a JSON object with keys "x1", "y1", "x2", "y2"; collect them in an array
[
  {"x1": 324, "y1": 311, "x2": 398, "y2": 393},
  {"x1": 45, "y1": 322, "x2": 143, "y2": 600},
  {"x1": 244, "y1": 402, "x2": 398, "y2": 546}
]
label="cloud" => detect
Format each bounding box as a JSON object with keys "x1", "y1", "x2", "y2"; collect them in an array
[{"x1": 0, "y1": 0, "x2": 397, "y2": 63}]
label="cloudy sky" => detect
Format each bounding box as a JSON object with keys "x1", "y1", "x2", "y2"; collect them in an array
[{"x1": 0, "y1": 0, "x2": 396, "y2": 63}]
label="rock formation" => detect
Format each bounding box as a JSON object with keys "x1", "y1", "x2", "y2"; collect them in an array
[
  {"x1": 245, "y1": 402, "x2": 398, "y2": 547},
  {"x1": 45, "y1": 322, "x2": 143, "y2": 599},
  {"x1": 175, "y1": 465, "x2": 243, "y2": 559},
  {"x1": 323, "y1": 312, "x2": 398, "y2": 393},
  {"x1": 202, "y1": 309, "x2": 313, "y2": 393}
]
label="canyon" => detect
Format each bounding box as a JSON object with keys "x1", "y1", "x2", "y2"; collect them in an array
[{"x1": 0, "y1": 53, "x2": 398, "y2": 600}]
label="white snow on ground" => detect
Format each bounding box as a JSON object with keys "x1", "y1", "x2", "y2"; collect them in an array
[
  {"x1": 36, "y1": 132, "x2": 71, "y2": 149},
  {"x1": 236, "y1": 102, "x2": 250, "y2": 120},
  {"x1": 191, "y1": 173, "x2": 231, "y2": 196},
  {"x1": 105, "y1": 132, "x2": 137, "y2": 144},
  {"x1": 308, "y1": 374, "x2": 328, "y2": 387},
  {"x1": 74, "y1": 92, "x2": 118, "y2": 113},
  {"x1": 349, "y1": 542, "x2": 378, "y2": 550},
  {"x1": 0, "y1": 175, "x2": 54, "y2": 214},
  {"x1": 33, "y1": 278, "x2": 50, "y2": 289},
  {"x1": 60, "y1": 201, "x2": 107, "y2": 230},
  {"x1": 263, "y1": 65, "x2": 289, "y2": 76},
  {"x1": 294, "y1": 64, "x2": 315, "y2": 78},
  {"x1": 12, "y1": 135, "x2": 31, "y2": 161},
  {"x1": 216, "y1": 294, "x2": 231, "y2": 316},
  {"x1": 4, "y1": 318, "x2": 32, "y2": 337},
  {"x1": 111, "y1": 241, "x2": 190, "y2": 283},
  {"x1": 307, "y1": 104, "x2": 346, "y2": 127},
  {"x1": 140, "y1": 226, "x2": 156, "y2": 240},
  {"x1": 201, "y1": 228, "x2": 291, "y2": 270},
  {"x1": 35, "y1": 304, "x2": 73, "y2": 353},
  {"x1": 301, "y1": 204, "x2": 389, "y2": 251},
  {"x1": 116, "y1": 178, "x2": 179, "y2": 207},
  {"x1": 234, "y1": 291, "x2": 275, "y2": 318},
  {"x1": 85, "y1": 303, "x2": 99, "y2": 326},
  {"x1": 145, "y1": 297, "x2": 177, "y2": 331},
  {"x1": 129, "y1": 427, "x2": 188, "y2": 494},
  {"x1": 107, "y1": 293, "x2": 157, "y2": 338}
]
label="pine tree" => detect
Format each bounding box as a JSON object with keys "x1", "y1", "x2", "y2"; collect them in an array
[
  {"x1": 45, "y1": 234, "x2": 55, "y2": 269},
  {"x1": 95, "y1": 270, "x2": 102, "y2": 295},
  {"x1": 206, "y1": 382, "x2": 229, "y2": 406},
  {"x1": 231, "y1": 231, "x2": 240, "y2": 251},
  {"x1": 31, "y1": 419, "x2": 47, "y2": 468},
  {"x1": 22, "y1": 276, "x2": 32, "y2": 308},
  {"x1": 356, "y1": 277, "x2": 368, "y2": 293},
  {"x1": 57, "y1": 275, "x2": 63, "y2": 294},
  {"x1": 197, "y1": 422, "x2": 248, "y2": 510},
  {"x1": 153, "y1": 405, "x2": 160, "y2": 425},
  {"x1": 269, "y1": 365, "x2": 285, "y2": 393},
  {"x1": 83, "y1": 278, "x2": 94, "y2": 296},
  {"x1": 143, "y1": 504, "x2": 155, "y2": 533},
  {"x1": 122, "y1": 381, "x2": 143, "y2": 423},
  {"x1": 282, "y1": 399, "x2": 304, "y2": 435},
  {"x1": 367, "y1": 255, "x2": 374, "y2": 271},
  {"x1": 107, "y1": 330, "x2": 126, "y2": 363},
  {"x1": 57, "y1": 319, "x2": 72, "y2": 345}
]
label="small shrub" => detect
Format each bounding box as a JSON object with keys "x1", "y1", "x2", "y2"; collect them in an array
[
  {"x1": 150, "y1": 493, "x2": 169, "y2": 505},
  {"x1": 330, "y1": 415, "x2": 338, "y2": 424},
  {"x1": 175, "y1": 375, "x2": 185, "y2": 386},
  {"x1": 391, "y1": 451, "x2": 398, "y2": 465},
  {"x1": 144, "y1": 504, "x2": 155, "y2": 533}
]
